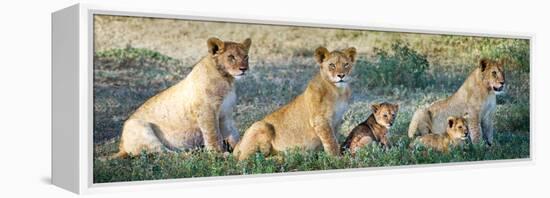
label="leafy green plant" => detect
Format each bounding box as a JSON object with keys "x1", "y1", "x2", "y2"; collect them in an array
[{"x1": 356, "y1": 41, "x2": 432, "y2": 89}]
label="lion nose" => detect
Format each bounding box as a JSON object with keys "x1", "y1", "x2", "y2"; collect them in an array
[
  {"x1": 239, "y1": 67, "x2": 248, "y2": 72},
  {"x1": 337, "y1": 74, "x2": 345, "y2": 79}
]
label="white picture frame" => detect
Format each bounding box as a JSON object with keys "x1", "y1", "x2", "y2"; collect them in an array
[{"x1": 52, "y1": 3, "x2": 534, "y2": 194}]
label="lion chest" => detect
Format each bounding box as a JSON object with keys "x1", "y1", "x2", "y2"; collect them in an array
[
  {"x1": 332, "y1": 99, "x2": 349, "y2": 131},
  {"x1": 480, "y1": 93, "x2": 496, "y2": 119},
  {"x1": 220, "y1": 88, "x2": 237, "y2": 116}
]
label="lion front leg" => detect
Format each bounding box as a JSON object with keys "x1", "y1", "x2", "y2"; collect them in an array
[
  {"x1": 467, "y1": 113, "x2": 483, "y2": 144},
  {"x1": 311, "y1": 117, "x2": 340, "y2": 156},
  {"x1": 196, "y1": 108, "x2": 223, "y2": 152},
  {"x1": 481, "y1": 109, "x2": 496, "y2": 146}
]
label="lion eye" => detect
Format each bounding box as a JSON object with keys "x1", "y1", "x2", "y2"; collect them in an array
[
  {"x1": 383, "y1": 114, "x2": 388, "y2": 118},
  {"x1": 329, "y1": 63, "x2": 336, "y2": 70},
  {"x1": 228, "y1": 55, "x2": 235, "y2": 60},
  {"x1": 492, "y1": 71, "x2": 497, "y2": 76},
  {"x1": 344, "y1": 63, "x2": 350, "y2": 68}
]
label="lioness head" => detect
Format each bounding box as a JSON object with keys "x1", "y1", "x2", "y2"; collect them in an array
[
  {"x1": 207, "y1": 37, "x2": 252, "y2": 79},
  {"x1": 480, "y1": 58, "x2": 506, "y2": 93},
  {"x1": 314, "y1": 47, "x2": 357, "y2": 87},
  {"x1": 371, "y1": 102, "x2": 399, "y2": 129},
  {"x1": 446, "y1": 115, "x2": 469, "y2": 140}
]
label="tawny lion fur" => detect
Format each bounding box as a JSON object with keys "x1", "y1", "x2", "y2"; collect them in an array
[
  {"x1": 112, "y1": 37, "x2": 251, "y2": 158},
  {"x1": 342, "y1": 102, "x2": 399, "y2": 155},
  {"x1": 411, "y1": 115, "x2": 469, "y2": 152},
  {"x1": 233, "y1": 46, "x2": 357, "y2": 161},
  {"x1": 407, "y1": 58, "x2": 506, "y2": 145}
]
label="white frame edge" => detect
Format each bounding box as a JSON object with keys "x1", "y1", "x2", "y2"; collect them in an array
[
  {"x1": 51, "y1": 3, "x2": 535, "y2": 194},
  {"x1": 52, "y1": 4, "x2": 80, "y2": 194}
]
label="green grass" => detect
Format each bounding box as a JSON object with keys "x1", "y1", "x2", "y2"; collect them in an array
[
  {"x1": 94, "y1": 132, "x2": 529, "y2": 183},
  {"x1": 92, "y1": 17, "x2": 530, "y2": 183}
]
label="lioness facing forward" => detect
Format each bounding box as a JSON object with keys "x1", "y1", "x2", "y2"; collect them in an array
[
  {"x1": 408, "y1": 58, "x2": 505, "y2": 145},
  {"x1": 113, "y1": 37, "x2": 251, "y2": 158},
  {"x1": 233, "y1": 46, "x2": 357, "y2": 161}
]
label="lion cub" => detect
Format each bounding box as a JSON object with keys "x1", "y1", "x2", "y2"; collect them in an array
[
  {"x1": 233, "y1": 46, "x2": 357, "y2": 161},
  {"x1": 113, "y1": 37, "x2": 251, "y2": 158},
  {"x1": 411, "y1": 114, "x2": 469, "y2": 152},
  {"x1": 342, "y1": 103, "x2": 399, "y2": 155}
]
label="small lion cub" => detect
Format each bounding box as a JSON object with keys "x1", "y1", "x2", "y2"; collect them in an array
[
  {"x1": 411, "y1": 114, "x2": 470, "y2": 152},
  {"x1": 342, "y1": 102, "x2": 399, "y2": 155}
]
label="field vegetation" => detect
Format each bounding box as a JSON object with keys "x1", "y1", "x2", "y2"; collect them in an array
[{"x1": 93, "y1": 15, "x2": 530, "y2": 183}]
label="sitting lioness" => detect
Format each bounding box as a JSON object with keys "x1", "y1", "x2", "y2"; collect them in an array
[
  {"x1": 342, "y1": 102, "x2": 399, "y2": 155},
  {"x1": 113, "y1": 37, "x2": 251, "y2": 158},
  {"x1": 407, "y1": 58, "x2": 505, "y2": 145},
  {"x1": 233, "y1": 46, "x2": 357, "y2": 161},
  {"x1": 411, "y1": 114, "x2": 469, "y2": 152}
]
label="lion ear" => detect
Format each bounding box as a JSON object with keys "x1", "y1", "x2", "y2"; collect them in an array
[
  {"x1": 462, "y1": 112, "x2": 470, "y2": 119},
  {"x1": 207, "y1": 37, "x2": 225, "y2": 55},
  {"x1": 480, "y1": 58, "x2": 489, "y2": 72},
  {"x1": 447, "y1": 117, "x2": 456, "y2": 128},
  {"x1": 371, "y1": 103, "x2": 381, "y2": 113},
  {"x1": 314, "y1": 47, "x2": 330, "y2": 65},
  {"x1": 393, "y1": 103, "x2": 399, "y2": 110},
  {"x1": 344, "y1": 47, "x2": 357, "y2": 62},
  {"x1": 242, "y1": 38, "x2": 252, "y2": 53}
]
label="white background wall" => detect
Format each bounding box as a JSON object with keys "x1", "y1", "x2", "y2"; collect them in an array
[{"x1": 0, "y1": 0, "x2": 548, "y2": 197}]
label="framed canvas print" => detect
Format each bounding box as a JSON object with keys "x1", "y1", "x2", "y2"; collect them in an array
[{"x1": 52, "y1": 3, "x2": 533, "y2": 194}]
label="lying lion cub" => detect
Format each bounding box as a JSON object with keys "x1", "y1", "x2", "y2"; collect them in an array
[
  {"x1": 113, "y1": 37, "x2": 251, "y2": 158},
  {"x1": 233, "y1": 46, "x2": 357, "y2": 161},
  {"x1": 408, "y1": 58, "x2": 505, "y2": 145},
  {"x1": 342, "y1": 102, "x2": 399, "y2": 155},
  {"x1": 411, "y1": 114, "x2": 469, "y2": 152}
]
